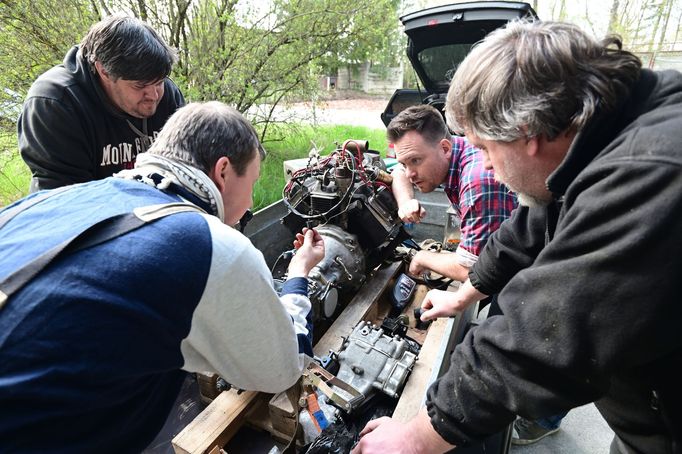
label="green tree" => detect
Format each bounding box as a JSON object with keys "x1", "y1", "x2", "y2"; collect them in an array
[
  {"x1": 172, "y1": 0, "x2": 401, "y2": 137},
  {"x1": 321, "y1": 0, "x2": 402, "y2": 71},
  {"x1": 0, "y1": 0, "x2": 96, "y2": 135},
  {"x1": 0, "y1": 0, "x2": 401, "y2": 140}
]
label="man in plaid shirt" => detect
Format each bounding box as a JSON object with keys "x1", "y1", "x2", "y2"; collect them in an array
[{"x1": 389, "y1": 105, "x2": 517, "y2": 286}]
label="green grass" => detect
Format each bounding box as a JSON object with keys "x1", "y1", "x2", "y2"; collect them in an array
[
  {"x1": 255, "y1": 123, "x2": 388, "y2": 211},
  {"x1": 0, "y1": 124, "x2": 388, "y2": 210},
  {"x1": 0, "y1": 131, "x2": 30, "y2": 207}
]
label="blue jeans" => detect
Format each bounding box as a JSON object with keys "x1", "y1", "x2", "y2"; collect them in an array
[{"x1": 535, "y1": 411, "x2": 568, "y2": 430}]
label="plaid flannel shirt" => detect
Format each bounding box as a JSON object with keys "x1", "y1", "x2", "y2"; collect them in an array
[{"x1": 443, "y1": 136, "x2": 518, "y2": 266}]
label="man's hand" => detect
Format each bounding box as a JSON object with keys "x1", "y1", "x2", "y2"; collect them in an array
[
  {"x1": 398, "y1": 198, "x2": 426, "y2": 224},
  {"x1": 405, "y1": 250, "x2": 470, "y2": 283},
  {"x1": 287, "y1": 228, "x2": 325, "y2": 278},
  {"x1": 420, "y1": 279, "x2": 488, "y2": 320},
  {"x1": 351, "y1": 409, "x2": 454, "y2": 454},
  {"x1": 407, "y1": 250, "x2": 428, "y2": 276},
  {"x1": 351, "y1": 417, "x2": 418, "y2": 454},
  {"x1": 390, "y1": 166, "x2": 426, "y2": 223}
]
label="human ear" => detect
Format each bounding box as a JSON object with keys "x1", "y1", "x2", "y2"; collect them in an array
[
  {"x1": 94, "y1": 61, "x2": 111, "y2": 80},
  {"x1": 210, "y1": 156, "x2": 231, "y2": 192},
  {"x1": 440, "y1": 138, "x2": 452, "y2": 156},
  {"x1": 525, "y1": 135, "x2": 540, "y2": 157},
  {"x1": 519, "y1": 126, "x2": 540, "y2": 157}
]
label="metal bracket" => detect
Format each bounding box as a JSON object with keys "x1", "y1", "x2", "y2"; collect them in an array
[{"x1": 302, "y1": 363, "x2": 364, "y2": 412}]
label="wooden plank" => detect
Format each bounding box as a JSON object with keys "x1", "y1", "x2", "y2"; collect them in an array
[
  {"x1": 313, "y1": 261, "x2": 402, "y2": 357},
  {"x1": 267, "y1": 386, "x2": 299, "y2": 437},
  {"x1": 392, "y1": 315, "x2": 448, "y2": 422},
  {"x1": 392, "y1": 280, "x2": 462, "y2": 422},
  {"x1": 244, "y1": 400, "x2": 297, "y2": 446},
  {"x1": 393, "y1": 281, "x2": 461, "y2": 422},
  {"x1": 171, "y1": 390, "x2": 258, "y2": 454}
]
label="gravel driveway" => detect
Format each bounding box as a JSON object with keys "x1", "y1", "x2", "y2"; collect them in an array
[{"x1": 253, "y1": 97, "x2": 388, "y2": 130}]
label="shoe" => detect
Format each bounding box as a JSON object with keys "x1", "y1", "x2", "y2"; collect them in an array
[{"x1": 511, "y1": 417, "x2": 560, "y2": 445}]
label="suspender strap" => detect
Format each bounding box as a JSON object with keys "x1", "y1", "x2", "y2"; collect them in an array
[{"x1": 0, "y1": 202, "x2": 204, "y2": 311}]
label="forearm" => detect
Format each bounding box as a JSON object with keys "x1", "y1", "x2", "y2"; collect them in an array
[
  {"x1": 411, "y1": 250, "x2": 469, "y2": 282},
  {"x1": 19, "y1": 98, "x2": 93, "y2": 191},
  {"x1": 458, "y1": 279, "x2": 487, "y2": 305},
  {"x1": 182, "y1": 276, "x2": 307, "y2": 392},
  {"x1": 420, "y1": 278, "x2": 487, "y2": 320},
  {"x1": 182, "y1": 225, "x2": 311, "y2": 392},
  {"x1": 411, "y1": 408, "x2": 456, "y2": 453},
  {"x1": 280, "y1": 277, "x2": 313, "y2": 358},
  {"x1": 20, "y1": 138, "x2": 91, "y2": 191},
  {"x1": 391, "y1": 167, "x2": 416, "y2": 205}
]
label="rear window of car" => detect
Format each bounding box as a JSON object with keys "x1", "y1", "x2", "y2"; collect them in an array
[{"x1": 417, "y1": 43, "x2": 475, "y2": 90}]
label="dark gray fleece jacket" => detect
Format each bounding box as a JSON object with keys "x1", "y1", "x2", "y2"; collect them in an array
[
  {"x1": 18, "y1": 46, "x2": 185, "y2": 192},
  {"x1": 426, "y1": 69, "x2": 682, "y2": 454}
]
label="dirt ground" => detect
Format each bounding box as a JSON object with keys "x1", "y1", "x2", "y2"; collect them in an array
[
  {"x1": 284, "y1": 92, "x2": 389, "y2": 129},
  {"x1": 317, "y1": 98, "x2": 388, "y2": 111},
  {"x1": 293, "y1": 90, "x2": 389, "y2": 111}
]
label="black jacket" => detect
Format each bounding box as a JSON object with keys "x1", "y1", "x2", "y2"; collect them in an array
[
  {"x1": 426, "y1": 69, "x2": 682, "y2": 454},
  {"x1": 18, "y1": 46, "x2": 185, "y2": 191}
]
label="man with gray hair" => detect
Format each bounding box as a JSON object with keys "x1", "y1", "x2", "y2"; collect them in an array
[
  {"x1": 352, "y1": 20, "x2": 681, "y2": 454},
  {"x1": 19, "y1": 14, "x2": 185, "y2": 192},
  {"x1": 0, "y1": 101, "x2": 324, "y2": 452}
]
